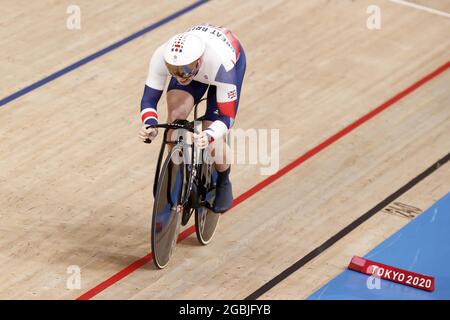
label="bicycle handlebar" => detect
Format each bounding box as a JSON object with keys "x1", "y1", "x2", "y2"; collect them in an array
[
  {"x1": 143, "y1": 121, "x2": 195, "y2": 144},
  {"x1": 143, "y1": 97, "x2": 206, "y2": 144}
]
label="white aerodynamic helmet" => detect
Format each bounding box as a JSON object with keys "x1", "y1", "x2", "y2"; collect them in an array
[{"x1": 164, "y1": 33, "x2": 205, "y2": 78}]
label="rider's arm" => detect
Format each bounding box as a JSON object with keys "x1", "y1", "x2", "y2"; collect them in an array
[
  {"x1": 204, "y1": 83, "x2": 238, "y2": 141},
  {"x1": 140, "y1": 45, "x2": 168, "y2": 126}
]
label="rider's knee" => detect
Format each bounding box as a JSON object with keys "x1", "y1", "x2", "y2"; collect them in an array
[
  {"x1": 168, "y1": 108, "x2": 188, "y2": 122},
  {"x1": 167, "y1": 90, "x2": 194, "y2": 122}
]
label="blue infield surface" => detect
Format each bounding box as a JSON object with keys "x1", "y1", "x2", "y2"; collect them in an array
[{"x1": 308, "y1": 192, "x2": 450, "y2": 300}]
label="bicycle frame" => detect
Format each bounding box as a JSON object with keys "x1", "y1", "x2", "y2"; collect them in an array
[{"x1": 147, "y1": 98, "x2": 207, "y2": 199}]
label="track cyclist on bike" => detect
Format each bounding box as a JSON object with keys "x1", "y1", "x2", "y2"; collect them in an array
[{"x1": 138, "y1": 24, "x2": 246, "y2": 213}]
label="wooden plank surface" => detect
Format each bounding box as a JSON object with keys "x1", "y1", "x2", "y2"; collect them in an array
[{"x1": 0, "y1": 0, "x2": 448, "y2": 299}]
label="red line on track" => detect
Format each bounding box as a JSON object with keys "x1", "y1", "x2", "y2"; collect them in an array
[{"x1": 77, "y1": 60, "x2": 450, "y2": 300}]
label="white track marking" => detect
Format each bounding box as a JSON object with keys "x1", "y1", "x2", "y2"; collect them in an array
[{"x1": 389, "y1": 0, "x2": 450, "y2": 19}]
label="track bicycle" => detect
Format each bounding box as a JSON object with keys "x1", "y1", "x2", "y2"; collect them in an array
[{"x1": 145, "y1": 99, "x2": 220, "y2": 269}]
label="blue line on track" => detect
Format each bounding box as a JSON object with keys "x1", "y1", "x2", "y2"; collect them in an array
[{"x1": 0, "y1": 0, "x2": 209, "y2": 107}]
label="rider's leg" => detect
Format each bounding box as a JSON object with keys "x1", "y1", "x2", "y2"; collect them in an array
[
  {"x1": 165, "y1": 90, "x2": 194, "y2": 152},
  {"x1": 167, "y1": 89, "x2": 195, "y2": 123},
  {"x1": 203, "y1": 120, "x2": 233, "y2": 213},
  {"x1": 202, "y1": 120, "x2": 231, "y2": 172},
  {"x1": 166, "y1": 78, "x2": 208, "y2": 149}
]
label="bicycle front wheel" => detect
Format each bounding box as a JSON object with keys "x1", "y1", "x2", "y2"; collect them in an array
[{"x1": 151, "y1": 145, "x2": 186, "y2": 269}]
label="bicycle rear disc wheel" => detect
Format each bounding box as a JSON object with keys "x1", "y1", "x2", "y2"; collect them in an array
[
  {"x1": 195, "y1": 207, "x2": 219, "y2": 245},
  {"x1": 195, "y1": 164, "x2": 220, "y2": 245},
  {"x1": 151, "y1": 146, "x2": 186, "y2": 269}
]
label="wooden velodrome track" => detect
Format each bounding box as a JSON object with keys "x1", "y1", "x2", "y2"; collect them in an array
[{"x1": 0, "y1": 0, "x2": 449, "y2": 299}]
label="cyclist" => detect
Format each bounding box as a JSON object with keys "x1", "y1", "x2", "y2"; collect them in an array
[{"x1": 138, "y1": 23, "x2": 246, "y2": 213}]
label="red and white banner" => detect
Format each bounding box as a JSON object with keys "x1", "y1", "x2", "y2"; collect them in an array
[{"x1": 348, "y1": 256, "x2": 435, "y2": 292}]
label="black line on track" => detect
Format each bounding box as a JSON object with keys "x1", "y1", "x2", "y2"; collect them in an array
[{"x1": 245, "y1": 152, "x2": 450, "y2": 300}]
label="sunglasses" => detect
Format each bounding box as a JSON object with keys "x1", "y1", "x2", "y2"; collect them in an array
[{"x1": 166, "y1": 60, "x2": 200, "y2": 79}]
